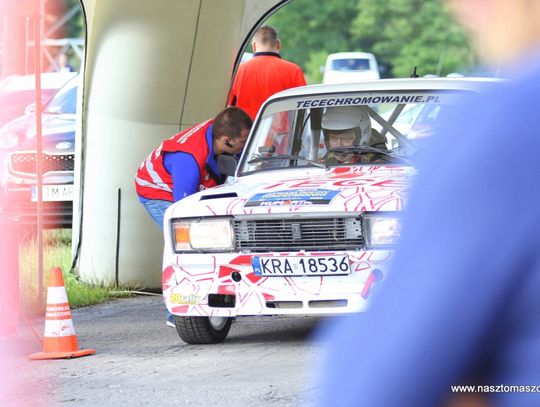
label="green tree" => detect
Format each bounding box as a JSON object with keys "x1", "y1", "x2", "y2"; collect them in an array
[
  {"x1": 45, "y1": 0, "x2": 83, "y2": 39},
  {"x1": 66, "y1": 0, "x2": 84, "y2": 39},
  {"x1": 266, "y1": 0, "x2": 360, "y2": 83},
  {"x1": 47, "y1": 0, "x2": 84, "y2": 71},
  {"x1": 350, "y1": 0, "x2": 477, "y2": 77}
]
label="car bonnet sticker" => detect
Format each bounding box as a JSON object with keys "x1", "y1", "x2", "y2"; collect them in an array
[{"x1": 245, "y1": 189, "x2": 339, "y2": 207}]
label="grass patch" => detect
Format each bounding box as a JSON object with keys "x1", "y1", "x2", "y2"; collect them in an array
[{"x1": 19, "y1": 228, "x2": 133, "y2": 317}]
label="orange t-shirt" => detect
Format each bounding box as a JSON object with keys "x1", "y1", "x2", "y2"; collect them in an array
[{"x1": 228, "y1": 52, "x2": 306, "y2": 120}]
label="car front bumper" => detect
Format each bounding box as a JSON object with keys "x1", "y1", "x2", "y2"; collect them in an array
[{"x1": 163, "y1": 250, "x2": 391, "y2": 317}]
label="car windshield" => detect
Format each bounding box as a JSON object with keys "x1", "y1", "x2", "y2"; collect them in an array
[
  {"x1": 0, "y1": 89, "x2": 55, "y2": 124},
  {"x1": 330, "y1": 58, "x2": 371, "y2": 71},
  {"x1": 238, "y1": 90, "x2": 470, "y2": 176},
  {"x1": 44, "y1": 79, "x2": 78, "y2": 114}
]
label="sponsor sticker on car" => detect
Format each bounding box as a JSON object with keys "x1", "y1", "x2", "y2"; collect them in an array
[{"x1": 245, "y1": 189, "x2": 339, "y2": 207}]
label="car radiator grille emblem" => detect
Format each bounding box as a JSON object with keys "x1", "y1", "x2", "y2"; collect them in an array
[
  {"x1": 291, "y1": 223, "x2": 302, "y2": 240},
  {"x1": 56, "y1": 141, "x2": 72, "y2": 150}
]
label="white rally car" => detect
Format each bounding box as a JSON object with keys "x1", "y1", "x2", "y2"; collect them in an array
[{"x1": 162, "y1": 78, "x2": 498, "y2": 344}]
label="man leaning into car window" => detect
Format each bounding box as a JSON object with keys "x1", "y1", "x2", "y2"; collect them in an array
[
  {"x1": 134, "y1": 107, "x2": 252, "y2": 326},
  {"x1": 321, "y1": 106, "x2": 388, "y2": 165}
]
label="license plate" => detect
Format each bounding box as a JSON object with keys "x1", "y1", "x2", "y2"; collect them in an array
[
  {"x1": 252, "y1": 255, "x2": 351, "y2": 276},
  {"x1": 31, "y1": 185, "x2": 74, "y2": 202}
]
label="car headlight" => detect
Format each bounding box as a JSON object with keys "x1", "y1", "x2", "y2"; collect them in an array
[
  {"x1": 363, "y1": 212, "x2": 402, "y2": 249},
  {"x1": 172, "y1": 217, "x2": 234, "y2": 252},
  {"x1": 0, "y1": 131, "x2": 20, "y2": 149}
]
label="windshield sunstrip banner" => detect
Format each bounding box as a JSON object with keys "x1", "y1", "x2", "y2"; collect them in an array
[
  {"x1": 262, "y1": 91, "x2": 469, "y2": 115},
  {"x1": 296, "y1": 94, "x2": 442, "y2": 109}
]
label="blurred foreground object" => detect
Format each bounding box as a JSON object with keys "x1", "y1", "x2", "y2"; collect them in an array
[{"x1": 314, "y1": 1, "x2": 540, "y2": 406}]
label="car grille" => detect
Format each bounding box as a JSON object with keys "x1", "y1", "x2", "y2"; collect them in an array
[
  {"x1": 233, "y1": 217, "x2": 363, "y2": 252},
  {"x1": 10, "y1": 152, "x2": 74, "y2": 175}
]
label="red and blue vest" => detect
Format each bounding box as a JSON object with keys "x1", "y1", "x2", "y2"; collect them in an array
[{"x1": 135, "y1": 119, "x2": 221, "y2": 202}]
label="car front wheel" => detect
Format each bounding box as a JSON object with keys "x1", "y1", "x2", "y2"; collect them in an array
[{"x1": 174, "y1": 316, "x2": 232, "y2": 344}]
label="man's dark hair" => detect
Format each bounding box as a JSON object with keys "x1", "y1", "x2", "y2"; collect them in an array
[
  {"x1": 213, "y1": 107, "x2": 253, "y2": 140},
  {"x1": 253, "y1": 25, "x2": 279, "y2": 47}
]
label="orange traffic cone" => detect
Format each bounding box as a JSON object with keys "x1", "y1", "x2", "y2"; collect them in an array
[{"x1": 28, "y1": 267, "x2": 95, "y2": 360}]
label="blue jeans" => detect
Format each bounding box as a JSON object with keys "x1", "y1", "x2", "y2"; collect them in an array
[
  {"x1": 141, "y1": 199, "x2": 174, "y2": 324},
  {"x1": 141, "y1": 199, "x2": 172, "y2": 230}
]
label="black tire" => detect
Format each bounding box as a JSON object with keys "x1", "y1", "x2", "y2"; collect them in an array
[{"x1": 174, "y1": 316, "x2": 232, "y2": 344}]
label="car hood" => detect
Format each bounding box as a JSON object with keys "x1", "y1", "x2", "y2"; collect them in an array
[
  {"x1": 41, "y1": 113, "x2": 75, "y2": 137},
  {"x1": 27, "y1": 113, "x2": 75, "y2": 137},
  {"x1": 0, "y1": 113, "x2": 31, "y2": 136},
  {"x1": 19, "y1": 114, "x2": 75, "y2": 153},
  {"x1": 167, "y1": 165, "x2": 415, "y2": 219}
]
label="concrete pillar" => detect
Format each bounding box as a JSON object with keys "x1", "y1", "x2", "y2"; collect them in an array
[{"x1": 76, "y1": 0, "x2": 286, "y2": 289}]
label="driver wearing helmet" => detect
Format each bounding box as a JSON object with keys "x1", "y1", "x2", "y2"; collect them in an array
[{"x1": 321, "y1": 105, "x2": 387, "y2": 164}]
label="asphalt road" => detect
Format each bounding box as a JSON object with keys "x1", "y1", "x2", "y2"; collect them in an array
[{"x1": 6, "y1": 295, "x2": 330, "y2": 406}]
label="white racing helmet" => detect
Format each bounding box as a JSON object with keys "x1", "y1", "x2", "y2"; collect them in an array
[{"x1": 321, "y1": 105, "x2": 372, "y2": 145}]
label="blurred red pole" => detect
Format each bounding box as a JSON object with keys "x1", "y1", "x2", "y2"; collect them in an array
[
  {"x1": 0, "y1": 221, "x2": 19, "y2": 335},
  {"x1": 0, "y1": 1, "x2": 36, "y2": 77},
  {"x1": 1, "y1": 4, "x2": 55, "y2": 405},
  {"x1": 0, "y1": 0, "x2": 32, "y2": 337},
  {"x1": 1, "y1": 14, "x2": 26, "y2": 77},
  {"x1": 34, "y1": 0, "x2": 44, "y2": 306}
]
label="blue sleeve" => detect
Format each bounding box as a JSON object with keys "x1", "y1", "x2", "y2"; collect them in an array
[
  {"x1": 163, "y1": 152, "x2": 200, "y2": 202},
  {"x1": 313, "y1": 84, "x2": 540, "y2": 407}
]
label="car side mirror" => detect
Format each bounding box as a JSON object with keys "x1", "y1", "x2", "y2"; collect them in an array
[{"x1": 217, "y1": 154, "x2": 237, "y2": 177}]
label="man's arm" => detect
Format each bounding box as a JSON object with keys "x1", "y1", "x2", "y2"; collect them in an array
[
  {"x1": 293, "y1": 65, "x2": 307, "y2": 87},
  {"x1": 228, "y1": 65, "x2": 243, "y2": 106},
  {"x1": 163, "y1": 152, "x2": 200, "y2": 202},
  {"x1": 228, "y1": 84, "x2": 237, "y2": 106}
]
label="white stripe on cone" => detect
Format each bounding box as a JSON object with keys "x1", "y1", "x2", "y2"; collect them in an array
[
  {"x1": 44, "y1": 319, "x2": 76, "y2": 337},
  {"x1": 43, "y1": 285, "x2": 76, "y2": 337},
  {"x1": 46, "y1": 286, "x2": 68, "y2": 303}
]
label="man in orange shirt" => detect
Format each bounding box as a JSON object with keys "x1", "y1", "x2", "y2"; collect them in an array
[{"x1": 228, "y1": 25, "x2": 306, "y2": 120}]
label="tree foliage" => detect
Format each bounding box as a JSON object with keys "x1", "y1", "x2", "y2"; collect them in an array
[
  {"x1": 66, "y1": 0, "x2": 84, "y2": 39},
  {"x1": 57, "y1": 0, "x2": 478, "y2": 80},
  {"x1": 45, "y1": 0, "x2": 84, "y2": 38},
  {"x1": 267, "y1": 0, "x2": 478, "y2": 82},
  {"x1": 350, "y1": 0, "x2": 477, "y2": 77},
  {"x1": 266, "y1": 0, "x2": 360, "y2": 83}
]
